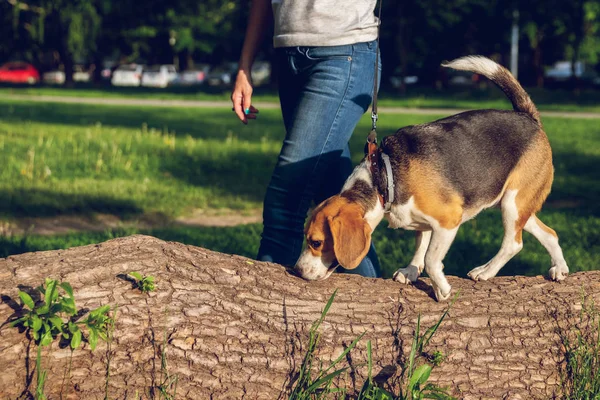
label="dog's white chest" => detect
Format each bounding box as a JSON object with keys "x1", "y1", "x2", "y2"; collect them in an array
[{"x1": 386, "y1": 197, "x2": 432, "y2": 230}]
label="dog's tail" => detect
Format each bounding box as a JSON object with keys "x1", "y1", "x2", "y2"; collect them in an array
[{"x1": 442, "y1": 56, "x2": 541, "y2": 126}]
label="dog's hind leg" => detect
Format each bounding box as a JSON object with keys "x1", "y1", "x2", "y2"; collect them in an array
[
  {"x1": 468, "y1": 189, "x2": 524, "y2": 281},
  {"x1": 524, "y1": 215, "x2": 569, "y2": 281},
  {"x1": 393, "y1": 230, "x2": 431, "y2": 284},
  {"x1": 425, "y1": 227, "x2": 457, "y2": 301}
]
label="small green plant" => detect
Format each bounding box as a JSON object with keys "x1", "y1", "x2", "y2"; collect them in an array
[
  {"x1": 12, "y1": 278, "x2": 113, "y2": 350},
  {"x1": 357, "y1": 340, "x2": 395, "y2": 399},
  {"x1": 397, "y1": 312, "x2": 456, "y2": 400},
  {"x1": 156, "y1": 329, "x2": 178, "y2": 400},
  {"x1": 358, "y1": 295, "x2": 457, "y2": 400},
  {"x1": 34, "y1": 344, "x2": 47, "y2": 400},
  {"x1": 560, "y1": 290, "x2": 600, "y2": 399},
  {"x1": 289, "y1": 290, "x2": 364, "y2": 399},
  {"x1": 427, "y1": 350, "x2": 446, "y2": 367},
  {"x1": 104, "y1": 305, "x2": 119, "y2": 400},
  {"x1": 10, "y1": 278, "x2": 114, "y2": 400},
  {"x1": 129, "y1": 272, "x2": 156, "y2": 293},
  {"x1": 289, "y1": 291, "x2": 458, "y2": 399}
]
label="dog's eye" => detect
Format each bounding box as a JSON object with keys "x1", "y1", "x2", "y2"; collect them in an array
[{"x1": 310, "y1": 240, "x2": 322, "y2": 249}]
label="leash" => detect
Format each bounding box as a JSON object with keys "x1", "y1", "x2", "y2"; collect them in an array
[
  {"x1": 368, "y1": 0, "x2": 382, "y2": 142},
  {"x1": 365, "y1": 0, "x2": 394, "y2": 213}
]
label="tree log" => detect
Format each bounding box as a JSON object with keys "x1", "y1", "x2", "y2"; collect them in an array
[{"x1": 0, "y1": 235, "x2": 598, "y2": 399}]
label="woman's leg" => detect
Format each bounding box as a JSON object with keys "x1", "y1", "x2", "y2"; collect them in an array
[{"x1": 257, "y1": 41, "x2": 381, "y2": 277}]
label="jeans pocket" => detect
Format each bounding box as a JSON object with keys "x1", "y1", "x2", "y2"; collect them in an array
[{"x1": 305, "y1": 45, "x2": 353, "y2": 61}]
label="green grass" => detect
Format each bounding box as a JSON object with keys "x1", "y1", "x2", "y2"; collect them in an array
[
  {"x1": 0, "y1": 84, "x2": 281, "y2": 102},
  {"x1": 3, "y1": 84, "x2": 600, "y2": 112},
  {"x1": 0, "y1": 97, "x2": 598, "y2": 278},
  {"x1": 559, "y1": 292, "x2": 600, "y2": 399},
  {"x1": 288, "y1": 291, "x2": 455, "y2": 399},
  {"x1": 0, "y1": 99, "x2": 283, "y2": 217}
]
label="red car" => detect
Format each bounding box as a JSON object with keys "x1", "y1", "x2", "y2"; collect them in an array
[{"x1": 0, "y1": 62, "x2": 40, "y2": 84}]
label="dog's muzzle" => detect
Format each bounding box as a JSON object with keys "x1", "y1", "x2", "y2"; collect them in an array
[{"x1": 294, "y1": 256, "x2": 339, "y2": 281}]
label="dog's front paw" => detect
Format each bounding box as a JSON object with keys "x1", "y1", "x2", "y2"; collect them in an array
[
  {"x1": 549, "y1": 263, "x2": 569, "y2": 281},
  {"x1": 468, "y1": 264, "x2": 494, "y2": 281},
  {"x1": 393, "y1": 265, "x2": 420, "y2": 284}
]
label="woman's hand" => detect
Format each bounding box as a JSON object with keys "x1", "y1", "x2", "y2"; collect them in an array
[{"x1": 231, "y1": 69, "x2": 259, "y2": 124}]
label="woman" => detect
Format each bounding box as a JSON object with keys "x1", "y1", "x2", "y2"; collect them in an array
[{"x1": 231, "y1": 0, "x2": 382, "y2": 277}]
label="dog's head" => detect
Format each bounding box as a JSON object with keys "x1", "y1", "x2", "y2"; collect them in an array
[{"x1": 295, "y1": 195, "x2": 372, "y2": 280}]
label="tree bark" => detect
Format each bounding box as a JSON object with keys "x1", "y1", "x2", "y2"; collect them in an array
[{"x1": 0, "y1": 235, "x2": 598, "y2": 399}]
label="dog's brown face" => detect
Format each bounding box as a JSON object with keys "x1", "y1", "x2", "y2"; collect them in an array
[{"x1": 295, "y1": 195, "x2": 372, "y2": 280}]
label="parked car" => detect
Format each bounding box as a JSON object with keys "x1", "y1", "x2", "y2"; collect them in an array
[
  {"x1": 389, "y1": 66, "x2": 419, "y2": 88},
  {"x1": 111, "y1": 64, "x2": 144, "y2": 87},
  {"x1": 73, "y1": 65, "x2": 91, "y2": 82},
  {"x1": 172, "y1": 64, "x2": 211, "y2": 86},
  {"x1": 447, "y1": 69, "x2": 476, "y2": 86},
  {"x1": 141, "y1": 64, "x2": 178, "y2": 88},
  {"x1": 206, "y1": 63, "x2": 238, "y2": 86},
  {"x1": 545, "y1": 61, "x2": 600, "y2": 86},
  {"x1": 206, "y1": 62, "x2": 270, "y2": 87},
  {"x1": 43, "y1": 70, "x2": 66, "y2": 85},
  {"x1": 0, "y1": 62, "x2": 40, "y2": 84},
  {"x1": 101, "y1": 62, "x2": 117, "y2": 81}
]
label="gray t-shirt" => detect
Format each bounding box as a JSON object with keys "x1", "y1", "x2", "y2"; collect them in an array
[{"x1": 272, "y1": 0, "x2": 379, "y2": 48}]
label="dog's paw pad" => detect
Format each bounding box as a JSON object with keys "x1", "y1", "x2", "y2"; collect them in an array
[
  {"x1": 434, "y1": 286, "x2": 452, "y2": 302},
  {"x1": 468, "y1": 265, "x2": 491, "y2": 282},
  {"x1": 549, "y1": 265, "x2": 569, "y2": 281},
  {"x1": 393, "y1": 271, "x2": 409, "y2": 284}
]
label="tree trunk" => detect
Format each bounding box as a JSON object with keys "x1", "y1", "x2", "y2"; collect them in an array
[
  {"x1": 533, "y1": 31, "x2": 544, "y2": 88},
  {"x1": 0, "y1": 235, "x2": 598, "y2": 399}
]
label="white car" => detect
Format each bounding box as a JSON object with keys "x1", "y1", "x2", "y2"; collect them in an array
[
  {"x1": 111, "y1": 64, "x2": 144, "y2": 87},
  {"x1": 73, "y1": 65, "x2": 91, "y2": 82},
  {"x1": 172, "y1": 64, "x2": 211, "y2": 86},
  {"x1": 206, "y1": 63, "x2": 238, "y2": 86},
  {"x1": 43, "y1": 70, "x2": 66, "y2": 85},
  {"x1": 141, "y1": 65, "x2": 177, "y2": 88}
]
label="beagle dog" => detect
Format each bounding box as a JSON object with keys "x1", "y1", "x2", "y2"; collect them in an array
[{"x1": 295, "y1": 56, "x2": 569, "y2": 301}]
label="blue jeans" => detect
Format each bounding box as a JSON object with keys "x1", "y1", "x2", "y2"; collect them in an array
[{"x1": 257, "y1": 40, "x2": 382, "y2": 278}]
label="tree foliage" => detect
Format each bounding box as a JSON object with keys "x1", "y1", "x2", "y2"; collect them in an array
[{"x1": 1, "y1": 0, "x2": 599, "y2": 87}]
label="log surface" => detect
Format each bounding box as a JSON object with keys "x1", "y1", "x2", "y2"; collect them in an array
[{"x1": 0, "y1": 235, "x2": 597, "y2": 399}]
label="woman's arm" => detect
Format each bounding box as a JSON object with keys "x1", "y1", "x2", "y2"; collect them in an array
[{"x1": 231, "y1": 0, "x2": 272, "y2": 124}]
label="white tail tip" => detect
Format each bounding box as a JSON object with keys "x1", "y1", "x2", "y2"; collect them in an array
[{"x1": 442, "y1": 56, "x2": 499, "y2": 77}]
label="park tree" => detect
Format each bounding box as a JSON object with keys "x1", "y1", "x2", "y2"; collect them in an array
[
  {"x1": 90, "y1": 0, "x2": 246, "y2": 71},
  {"x1": 385, "y1": 0, "x2": 504, "y2": 91},
  {"x1": 1, "y1": 0, "x2": 598, "y2": 88},
  {"x1": 520, "y1": 0, "x2": 600, "y2": 88},
  {"x1": 164, "y1": 0, "x2": 247, "y2": 69},
  {"x1": 559, "y1": 0, "x2": 600, "y2": 86},
  {"x1": 5, "y1": 0, "x2": 101, "y2": 83}
]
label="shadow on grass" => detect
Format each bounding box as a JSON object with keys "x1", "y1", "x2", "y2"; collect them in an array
[
  {"x1": 159, "y1": 148, "x2": 275, "y2": 204},
  {"x1": 0, "y1": 98, "x2": 284, "y2": 141},
  {"x1": 0, "y1": 187, "x2": 143, "y2": 219},
  {"x1": 0, "y1": 224, "x2": 262, "y2": 259},
  {"x1": 550, "y1": 150, "x2": 600, "y2": 217},
  {"x1": 0, "y1": 82, "x2": 279, "y2": 99}
]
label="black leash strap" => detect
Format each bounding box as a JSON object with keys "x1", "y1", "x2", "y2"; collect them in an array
[
  {"x1": 365, "y1": 0, "x2": 392, "y2": 211},
  {"x1": 367, "y1": 0, "x2": 383, "y2": 148}
]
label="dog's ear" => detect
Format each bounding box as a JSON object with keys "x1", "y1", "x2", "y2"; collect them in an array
[{"x1": 328, "y1": 206, "x2": 372, "y2": 270}]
